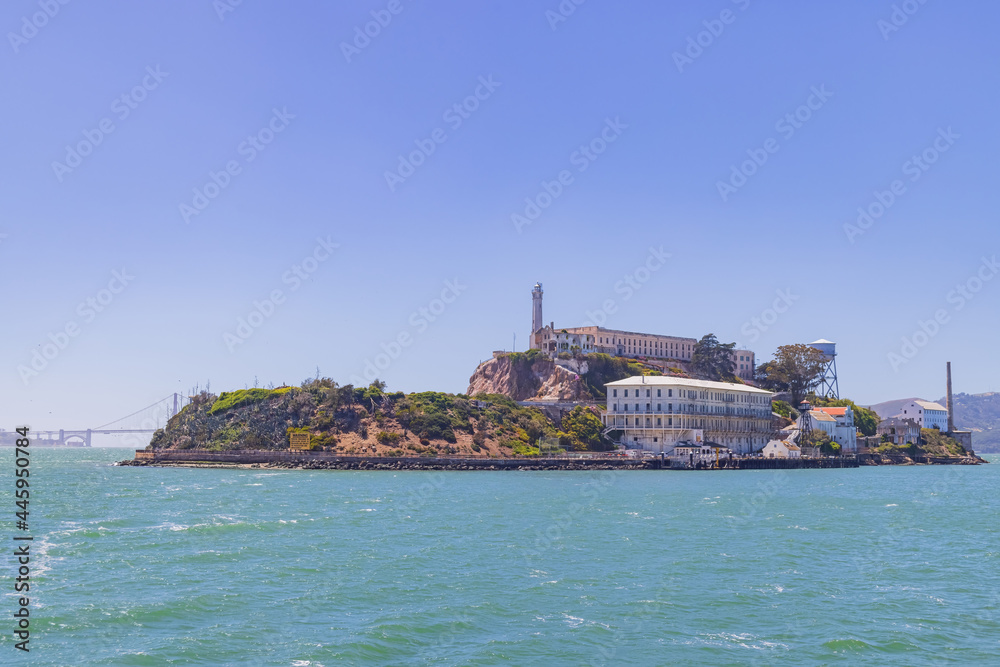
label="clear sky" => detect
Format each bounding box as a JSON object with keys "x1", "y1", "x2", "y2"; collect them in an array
[{"x1": 3, "y1": 0, "x2": 998, "y2": 439}]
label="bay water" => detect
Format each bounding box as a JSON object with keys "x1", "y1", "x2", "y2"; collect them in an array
[{"x1": 3, "y1": 448, "x2": 999, "y2": 665}]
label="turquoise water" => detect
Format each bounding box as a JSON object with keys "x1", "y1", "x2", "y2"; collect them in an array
[{"x1": 2, "y1": 448, "x2": 999, "y2": 665}]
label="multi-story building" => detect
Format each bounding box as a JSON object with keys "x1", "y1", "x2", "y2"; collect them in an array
[
  {"x1": 877, "y1": 417, "x2": 921, "y2": 446},
  {"x1": 896, "y1": 400, "x2": 948, "y2": 430},
  {"x1": 813, "y1": 406, "x2": 858, "y2": 453},
  {"x1": 601, "y1": 376, "x2": 774, "y2": 454},
  {"x1": 528, "y1": 284, "x2": 755, "y2": 381}
]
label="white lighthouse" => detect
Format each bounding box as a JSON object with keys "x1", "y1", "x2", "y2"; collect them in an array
[{"x1": 531, "y1": 283, "x2": 543, "y2": 345}]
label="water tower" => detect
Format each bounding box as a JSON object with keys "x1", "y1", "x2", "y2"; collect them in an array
[{"x1": 809, "y1": 339, "x2": 839, "y2": 399}]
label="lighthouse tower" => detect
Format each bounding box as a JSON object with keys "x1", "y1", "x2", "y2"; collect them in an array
[{"x1": 531, "y1": 283, "x2": 543, "y2": 348}]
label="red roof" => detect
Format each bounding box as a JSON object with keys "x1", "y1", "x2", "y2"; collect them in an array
[{"x1": 815, "y1": 407, "x2": 847, "y2": 417}]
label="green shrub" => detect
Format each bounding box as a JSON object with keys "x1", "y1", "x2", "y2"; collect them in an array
[
  {"x1": 209, "y1": 387, "x2": 293, "y2": 415},
  {"x1": 376, "y1": 431, "x2": 401, "y2": 445}
]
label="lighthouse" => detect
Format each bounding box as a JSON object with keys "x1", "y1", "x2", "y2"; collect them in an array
[{"x1": 531, "y1": 283, "x2": 543, "y2": 347}]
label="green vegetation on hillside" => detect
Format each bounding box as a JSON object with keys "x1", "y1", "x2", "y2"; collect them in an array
[
  {"x1": 875, "y1": 428, "x2": 968, "y2": 458},
  {"x1": 772, "y1": 400, "x2": 797, "y2": 420},
  {"x1": 581, "y1": 353, "x2": 661, "y2": 399},
  {"x1": 918, "y1": 428, "x2": 968, "y2": 457},
  {"x1": 208, "y1": 387, "x2": 293, "y2": 414},
  {"x1": 153, "y1": 377, "x2": 573, "y2": 456},
  {"x1": 557, "y1": 406, "x2": 613, "y2": 452}
]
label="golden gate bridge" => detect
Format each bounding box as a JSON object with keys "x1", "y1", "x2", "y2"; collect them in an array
[{"x1": 2, "y1": 393, "x2": 191, "y2": 447}]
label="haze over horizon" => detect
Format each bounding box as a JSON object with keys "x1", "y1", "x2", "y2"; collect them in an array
[{"x1": 3, "y1": 0, "x2": 998, "y2": 435}]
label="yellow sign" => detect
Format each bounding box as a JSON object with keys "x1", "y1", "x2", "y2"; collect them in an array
[{"x1": 290, "y1": 432, "x2": 311, "y2": 450}]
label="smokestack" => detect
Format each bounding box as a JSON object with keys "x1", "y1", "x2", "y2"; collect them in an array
[{"x1": 946, "y1": 361, "x2": 955, "y2": 433}]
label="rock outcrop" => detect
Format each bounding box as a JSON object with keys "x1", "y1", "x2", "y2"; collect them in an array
[{"x1": 467, "y1": 354, "x2": 593, "y2": 402}]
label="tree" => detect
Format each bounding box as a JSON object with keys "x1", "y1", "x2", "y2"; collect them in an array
[
  {"x1": 691, "y1": 334, "x2": 736, "y2": 381},
  {"x1": 395, "y1": 397, "x2": 419, "y2": 435},
  {"x1": 810, "y1": 396, "x2": 880, "y2": 436},
  {"x1": 755, "y1": 344, "x2": 828, "y2": 406}
]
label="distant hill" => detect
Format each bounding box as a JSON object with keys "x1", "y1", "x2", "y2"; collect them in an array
[
  {"x1": 869, "y1": 393, "x2": 1000, "y2": 453},
  {"x1": 947, "y1": 392, "x2": 1000, "y2": 452}
]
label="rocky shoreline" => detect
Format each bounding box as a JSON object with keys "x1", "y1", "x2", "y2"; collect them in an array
[
  {"x1": 117, "y1": 450, "x2": 986, "y2": 471},
  {"x1": 858, "y1": 453, "x2": 986, "y2": 466},
  {"x1": 117, "y1": 457, "x2": 656, "y2": 471}
]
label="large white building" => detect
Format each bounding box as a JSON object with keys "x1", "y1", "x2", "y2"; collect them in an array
[
  {"x1": 528, "y1": 283, "x2": 756, "y2": 381},
  {"x1": 897, "y1": 400, "x2": 948, "y2": 430},
  {"x1": 601, "y1": 376, "x2": 774, "y2": 454}
]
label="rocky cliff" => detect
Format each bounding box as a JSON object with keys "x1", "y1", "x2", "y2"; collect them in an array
[{"x1": 467, "y1": 353, "x2": 593, "y2": 402}]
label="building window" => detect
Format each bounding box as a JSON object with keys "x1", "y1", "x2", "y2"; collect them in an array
[
  {"x1": 646, "y1": 389, "x2": 650, "y2": 397},
  {"x1": 635, "y1": 404, "x2": 639, "y2": 411},
  {"x1": 657, "y1": 389, "x2": 661, "y2": 397},
  {"x1": 613, "y1": 389, "x2": 617, "y2": 398},
  {"x1": 624, "y1": 389, "x2": 628, "y2": 397}
]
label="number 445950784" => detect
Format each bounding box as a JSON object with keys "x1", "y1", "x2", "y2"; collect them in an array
[{"x1": 15, "y1": 426, "x2": 30, "y2": 525}]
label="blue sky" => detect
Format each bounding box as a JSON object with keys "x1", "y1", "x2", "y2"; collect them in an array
[{"x1": 2, "y1": 0, "x2": 998, "y2": 437}]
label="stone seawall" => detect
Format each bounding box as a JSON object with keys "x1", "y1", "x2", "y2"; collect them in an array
[
  {"x1": 120, "y1": 450, "x2": 657, "y2": 470},
  {"x1": 120, "y1": 450, "x2": 874, "y2": 471}
]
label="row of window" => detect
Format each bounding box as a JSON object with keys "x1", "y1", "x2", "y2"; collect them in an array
[
  {"x1": 611, "y1": 387, "x2": 768, "y2": 403},
  {"x1": 607, "y1": 416, "x2": 771, "y2": 430},
  {"x1": 610, "y1": 402, "x2": 769, "y2": 417}
]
